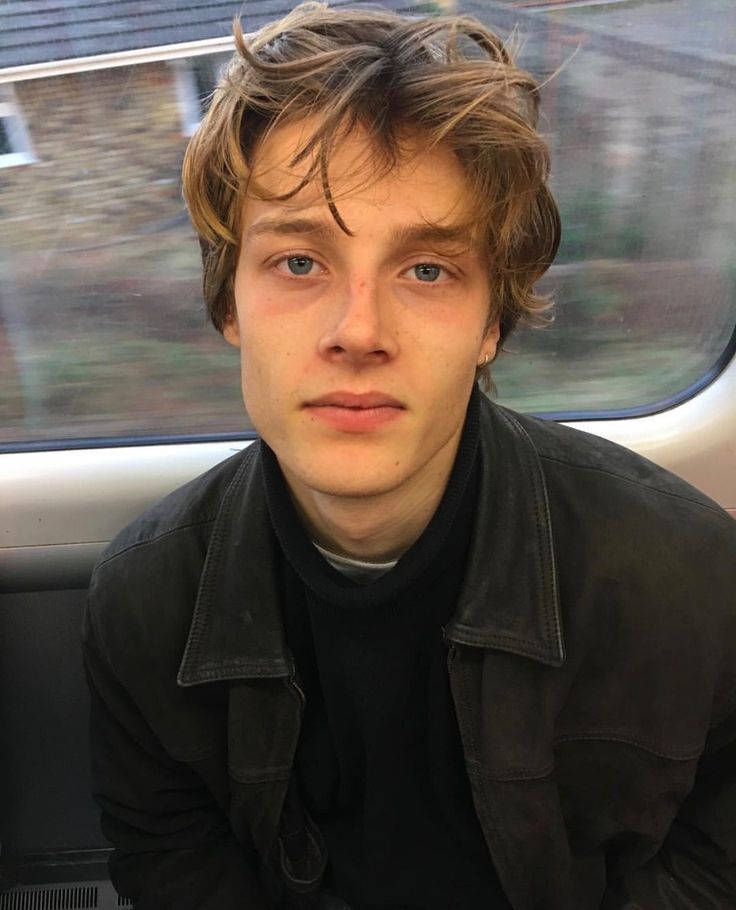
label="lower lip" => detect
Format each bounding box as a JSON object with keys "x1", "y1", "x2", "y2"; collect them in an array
[{"x1": 304, "y1": 405, "x2": 405, "y2": 432}]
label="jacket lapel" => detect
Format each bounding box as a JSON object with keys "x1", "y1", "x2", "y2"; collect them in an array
[
  {"x1": 177, "y1": 442, "x2": 291, "y2": 687},
  {"x1": 447, "y1": 397, "x2": 565, "y2": 667}
]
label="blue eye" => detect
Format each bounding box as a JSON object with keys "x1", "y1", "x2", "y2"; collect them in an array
[
  {"x1": 414, "y1": 264, "x2": 442, "y2": 282},
  {"x1": 286, "y1": 256, "x2": 314, "y2": 275}
]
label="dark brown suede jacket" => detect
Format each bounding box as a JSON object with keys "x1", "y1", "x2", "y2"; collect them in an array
[{"x1": 83, "y1": 396, "x2": 736, "y2": 910}]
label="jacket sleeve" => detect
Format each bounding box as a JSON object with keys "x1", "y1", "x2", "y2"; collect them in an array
[
  {"x1": 602, "y1": 706, "x2": 736, "y2": 909},
  {"x1": 83, "y1": 606, "x2": 274, "y2": 910}
]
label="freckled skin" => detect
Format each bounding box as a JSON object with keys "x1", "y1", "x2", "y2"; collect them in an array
[{"x1": 223, "y1": 119, "x2": 499, "y2": 558}]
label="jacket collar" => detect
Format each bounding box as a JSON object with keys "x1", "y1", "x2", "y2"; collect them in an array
[
  {"x1": 177, "y1": 443, "x2": 293, "y2": 687},
  {"x1": 178, "y1": 396, "x2": 564, "y2": 687},
  {"x1": 445, "y1": 399, "x2": 564, "y2": 666}
]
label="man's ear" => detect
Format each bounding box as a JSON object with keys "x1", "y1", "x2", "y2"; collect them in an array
[
  {"x1": 485, "y1": 318, "x2": 501, "y2": 344},
  {"x1": 222, "y1": 317, "x2": 241, "y2": 349},
  {"x1": 484, "y1": 318, "x2": 501, "y2": 354}
]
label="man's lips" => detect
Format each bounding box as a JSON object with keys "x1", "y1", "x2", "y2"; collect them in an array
[
  {"x1": 304, "y1": 392, "x2": 405, "y2": 410},
  {"x1": 302, "y1": 393, "x2": 406, "y2": 432}
]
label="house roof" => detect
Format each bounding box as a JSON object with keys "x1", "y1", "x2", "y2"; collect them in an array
[
  {"x1": 546, "y1": 0, "x2": 736, "y2": 62},
  {"x1": 0, "y1": 0, "x2": 420, "y2": 70},
  {"x1": 1, "y1": 0, "x2": 731, "y2": 88}
]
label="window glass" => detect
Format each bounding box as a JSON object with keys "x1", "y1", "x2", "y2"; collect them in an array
[
  {"x1": 0, "y1": 0, "x2": 734, "y2": 447},
  {"x1": 487, "y1": 0, "x2": 736, "y2": 415},
  {"x1": 0, "y1": 120, "x2": 11, "y2": 156},
  {"x1": 173, "y1": 53, "x2": 230, "y2": 136},
  {"x1": 0, "y1": 85, "x2": 35, "y2": 168},
  {"x1": 0, "y1": 59, "x2": 245, "y2": 445}
]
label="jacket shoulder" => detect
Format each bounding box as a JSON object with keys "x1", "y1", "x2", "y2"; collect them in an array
[
  {"x1": 97, "y1": 443, "x2": 259, "y2": 567},
  {"x1": 507, "y1": 406, "x2": 731, "y2": 524},
  {"x1": 501, "y1": 405, "x2": 736, "y2": 703},
  {"x1": 86, "y1": 443, "x2": 260, "y2": 666}
]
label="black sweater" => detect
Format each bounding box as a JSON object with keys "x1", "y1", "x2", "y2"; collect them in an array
[{"x1": 262, "y1": 390, "x2": 511, "y2": 910}]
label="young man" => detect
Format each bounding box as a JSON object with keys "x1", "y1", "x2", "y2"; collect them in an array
[{"x1": 83, "y1": 4, "x2": 736, "y2": 909}]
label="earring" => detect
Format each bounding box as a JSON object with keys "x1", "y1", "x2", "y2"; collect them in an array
[{"x1": 478, "y1": 352, "x2": 490, "y2": 368}]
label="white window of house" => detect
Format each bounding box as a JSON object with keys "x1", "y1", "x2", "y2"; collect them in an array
[
  {"x1": 0, "y1": 85, "x2": 36, "y2": 168},
  {"x1": 172, "y1": 54, "x2": 230, "y2": 136}
]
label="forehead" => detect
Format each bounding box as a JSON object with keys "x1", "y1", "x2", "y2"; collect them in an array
[{"x1": 245, "y1": 117, "x2": 478, "y2": 231}]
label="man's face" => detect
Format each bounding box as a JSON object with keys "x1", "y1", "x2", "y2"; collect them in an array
[{"x1": 224, "y1": 120, "x2": 499, "y2": 503}]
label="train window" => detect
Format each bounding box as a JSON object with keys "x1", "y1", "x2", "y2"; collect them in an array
[{"x1": 0, "y1": 0, "x2": 734, "y2": 449}]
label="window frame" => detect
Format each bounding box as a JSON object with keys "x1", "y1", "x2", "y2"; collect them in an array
[{"x1": 0, "y1": 85, "x2": 35, "y2": 168}]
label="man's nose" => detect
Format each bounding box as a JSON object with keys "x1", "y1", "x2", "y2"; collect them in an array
[{"x1": 317, "y1": 277, "x2": 398, "y2": 366}]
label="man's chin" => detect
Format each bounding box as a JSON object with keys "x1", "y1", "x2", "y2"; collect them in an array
[
  {"x1": 270, "y1": 437, "x2": 423, "y2": 502},
  {"x1": 302, "y1": 475, "x2": 404, "y2": 501},
  {"x1": 289, "y1": 459, "x2": 410, "y2": 501}
]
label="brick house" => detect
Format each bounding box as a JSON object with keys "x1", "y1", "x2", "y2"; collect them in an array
[{"x1": 0, "y1": 1, "x2": 393, "y2": 251}]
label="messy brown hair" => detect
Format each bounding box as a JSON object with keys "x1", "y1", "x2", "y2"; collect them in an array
[{"x1": 182, "y1": 1, "x2": 560, "y2": 381}]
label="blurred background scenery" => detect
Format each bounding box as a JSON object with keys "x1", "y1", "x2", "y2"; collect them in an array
[{"x1": 1, "y1": 0, "x2": 735, "y2": 444}]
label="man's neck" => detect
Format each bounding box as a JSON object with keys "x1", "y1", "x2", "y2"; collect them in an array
[{"x1": 279, "y1": 429, "x2": 463, "y2": 562}]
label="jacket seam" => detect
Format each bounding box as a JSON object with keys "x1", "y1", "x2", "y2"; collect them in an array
[
  {"x1": 229, "y1": 768, "x2": 292, "y2": 785},
  {"x1": 449, "y1": 625, "x2": 554, "y2": 661},
  {"x1": 93, "y1": 517, "x2": 216, "y2": 572},
  {"x1": 538, "y1": 454, "x2": 731, "y2": 523},
  {"x1": 466, "y1": 730, "x2": 701, "y2": 779},
  {"x1": 466, "y1": 758, "x2": 555, "y2": 781},
  {"x1": 553, "y1": 733, "x2": 702, "y2": 761},
  {"x1": 183, "y1": 662, "x2": 288, "y2": 683}
]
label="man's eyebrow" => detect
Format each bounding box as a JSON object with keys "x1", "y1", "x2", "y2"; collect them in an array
[
  {"x1": 243, "y1": 217, "x2": 476, "y2": 248},
  {"x1": 389, "y1": 222, "x2": 476, "y2": 248},
  {"x1": 244, "y1": 217, "x2": 336, "y2": 243}
]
